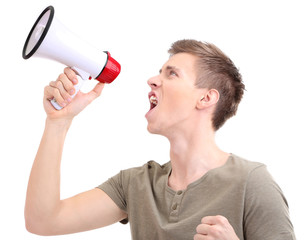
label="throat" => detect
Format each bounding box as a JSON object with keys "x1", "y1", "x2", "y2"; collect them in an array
[
  {"x1": 168, "y1": 151, "x2": 230, "y2": 191},
  {"x1": 168, "y1": 170, "x2": 207, "y2": 191}
]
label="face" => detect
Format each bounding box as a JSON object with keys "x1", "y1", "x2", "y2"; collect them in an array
[{"x1": 145, "y1": 53, "x2": 202, "y2": 137}]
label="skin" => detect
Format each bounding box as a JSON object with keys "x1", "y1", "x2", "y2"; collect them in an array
[
  {"x1": 25, "y1": 53, "x2": 239, "y2": 239},
  {"x1": 25, "y1": 69, "x2": 127, "y2": 235}
]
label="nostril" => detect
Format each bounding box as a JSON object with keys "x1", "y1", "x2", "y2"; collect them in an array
[{"x1": 147, "y1": 75, "x2": 161, "y2": 88}]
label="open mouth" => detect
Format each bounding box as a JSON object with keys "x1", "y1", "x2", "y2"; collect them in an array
[{"x1": 149, "y1": 93, "x2": 158, "y2": 110}]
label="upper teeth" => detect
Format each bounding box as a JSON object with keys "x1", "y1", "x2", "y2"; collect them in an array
[{"x1": 150, "y1": 96, "x2": 158, "y2": 105}]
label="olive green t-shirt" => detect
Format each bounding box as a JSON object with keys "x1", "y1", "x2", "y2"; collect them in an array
[{"x1": 97, "y1": 154, "x2": 295, "y2": 240}]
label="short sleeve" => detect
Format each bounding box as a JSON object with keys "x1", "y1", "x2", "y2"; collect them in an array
[
  {"x1": 243, "y1": 165, "x2": 296, "y2": 240},
  {"x1": 97, "y1": 171, "x2": 129, "y2": 224}
]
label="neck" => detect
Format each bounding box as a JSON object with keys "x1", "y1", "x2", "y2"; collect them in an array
[{"x1": 167, "y1": 125, "x2": 229, "y2": 191}]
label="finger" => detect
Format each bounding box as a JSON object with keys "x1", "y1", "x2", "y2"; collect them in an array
[
  {"x1": 201, "y1": 215, "x2": 228, "y2": 225},
  {"x1": 64, "y1": 67, "x2": 78, "y2": 85},
  {"x1": 85, "y1": 82, "x2": 105, "y2": 104},
  {"x1": 49, "y1": 80, "x2": 72, "y2": 104},
  {"x1": 194, "y1": 233, "x2": 212, "y2": 240},
  {"x1": 44, "y1": 84, "x2": 67, "y2": 108},
  {"x1": 196, "y1": 223, "x2": 209, "y2": 235},
  {"x1": 91, "y1": 82, "x2": 105, "y2": 97},
  {"x1": 58, "y1": 72, "x2": 76, "y2": 96}
]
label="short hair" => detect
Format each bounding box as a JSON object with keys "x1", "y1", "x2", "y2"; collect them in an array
[{"x1": 168, "y1": 39, "x2": 245, "y2": 131}]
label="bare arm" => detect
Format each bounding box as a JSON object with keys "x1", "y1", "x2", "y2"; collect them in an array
[{"x1": 25, "y1": 68, "x2": 127, "y2": 235}]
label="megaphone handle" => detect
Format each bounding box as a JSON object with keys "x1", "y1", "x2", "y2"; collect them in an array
[{"x1": 50, "y1": 67, "x2": 90, "y2": 110}]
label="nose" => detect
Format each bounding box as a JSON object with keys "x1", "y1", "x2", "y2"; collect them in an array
[{"x1": 147, "y1": 75, "x2": 161, "y2": 89}]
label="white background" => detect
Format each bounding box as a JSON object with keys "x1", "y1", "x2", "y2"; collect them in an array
[{"x1": 0, "y1": 0, "x2": 306, "y2": 239}]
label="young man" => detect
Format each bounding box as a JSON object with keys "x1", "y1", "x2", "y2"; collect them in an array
[{"x1": 25, "y1": 40, "x2": 296, "y2": 239}]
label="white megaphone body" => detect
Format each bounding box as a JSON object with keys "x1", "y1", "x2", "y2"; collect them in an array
[{"x1": 22, "y1": 6, "x2": 121, "y2": 110}]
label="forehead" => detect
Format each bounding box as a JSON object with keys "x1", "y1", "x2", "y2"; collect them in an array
[{"x1": 162, "y1": 52, "x2": 198, "y2": 77}]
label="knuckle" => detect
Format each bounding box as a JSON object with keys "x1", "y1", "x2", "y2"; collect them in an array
[
  {"x1": 195, "y1": 224, "x2": 201, "y2": 233},
  {"x1": 55, "y1": 80, "x2": 62, "y2": 88},
  {"x1": 211, "y1": 225, "x2": 221, "y2": 236},
  {"x1": 94, "y1": 90, "x2": 101, "y2": 98},
  {"x1": 59, "y1": 71, "x2": 75, "y2": 89},
  {"x1": 58, "y1": 73, "x2": 66, "y2": 80},
  {"x1": 49, "y1": 81, "x2": 56, "y2": 87},
  {"x1": 193, "y1": 234, "x2": 200, "y2": 240},
  {"x1": 63, "y1": 92, "x2": 71, "y2": 100},
  {"x1": 44, "y1": 86, "x2": 51, "y2": 98},
  {"x1": 216, "y1": 215, "x2": 227, "y2": 224},
  {"x1": 64, "y1": 67, "x2": 76, "y2": 79},
  {"x1": 65, "y1": 81, "x2": 74, "y2": 91},
  {"x1": 51, "y1": 87, "x2": 60, "y2": 96},
  {"x1": 207, "y1": 226, "x2": 214, "y2": 235}
]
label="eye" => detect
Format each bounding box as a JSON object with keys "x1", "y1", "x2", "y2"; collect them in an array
[{"x1": 169, "y1": 70, "x2": 178, "y2": 77}]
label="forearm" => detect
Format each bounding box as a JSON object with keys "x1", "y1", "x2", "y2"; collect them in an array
[{"x1": 25, "y1": 118, "x2": 72, "y2": 229}]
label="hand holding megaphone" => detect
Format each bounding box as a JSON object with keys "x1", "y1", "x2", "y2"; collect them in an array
[
  {"x1": 22, "y1": 6, "x2": 120, "y2": 110},
  {"x1": 45, "y1": 67, "x2": 105, "y2": 114}
]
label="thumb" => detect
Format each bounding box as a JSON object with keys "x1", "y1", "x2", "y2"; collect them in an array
[{"x1": 85, "y1": 82, "x2": 105, "y2": 104}]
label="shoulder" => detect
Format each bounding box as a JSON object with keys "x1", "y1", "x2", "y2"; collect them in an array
[
  {"x1": 97, "y1": 161, "x2": 169, "y2": 208},
  {"x1": 218, "y1": 154, "x2": 266, "y2": 183},
  {"x1": 228, "y1": 154, "x2": 265, "y2": 172},
  {"x1": 230, "y1": 156, "x2": 295, "y2": 238},
  {"x1": 230, "y1": 154, "x2": 290, "y2": 217},
  {"x1": 229, "y1": 154, "x2": 277, "y2": 188}
]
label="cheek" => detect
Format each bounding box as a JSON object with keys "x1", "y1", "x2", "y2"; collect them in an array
[{"x1": 163, "y1": 92, "x2": 195, "y2": 117}]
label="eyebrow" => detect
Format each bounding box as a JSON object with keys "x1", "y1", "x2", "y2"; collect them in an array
[{"x1": 159, "y1": 65, "x2": 182, "y2": 74}]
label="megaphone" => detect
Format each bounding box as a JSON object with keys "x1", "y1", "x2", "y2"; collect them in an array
[{"x1": 22, "y1": 6, "x2": 121, "y2": 110}]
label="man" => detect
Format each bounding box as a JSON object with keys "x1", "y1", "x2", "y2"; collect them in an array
[{"x1": 25, "y1": 40, "x2": 296, "y2": 239}]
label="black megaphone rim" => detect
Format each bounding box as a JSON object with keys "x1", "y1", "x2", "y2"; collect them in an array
[{"x1": 22, "y1": 6, "x2": 55, "y2": 59}]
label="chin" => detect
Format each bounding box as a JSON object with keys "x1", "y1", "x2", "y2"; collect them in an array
[
  {"x1": 147, "y1": 124, "x2": 157, "y2": 134},
  {"x1": 147, "y1": 122, "x2": 162, "y2": 135}
]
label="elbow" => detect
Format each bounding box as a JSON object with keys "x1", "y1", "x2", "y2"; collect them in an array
[
  {"x1": 24, "y1": 200, "x2": 63, "y2": 236},
  {"x1": 25, "y1": 219, "x2": 39, "y2": 235},
  {"x1": 25, "y1": 216, "x2": 46, "y2": 236},
  {"x1": 25, "y1": 212, "x2": 54, "y2": 236}
]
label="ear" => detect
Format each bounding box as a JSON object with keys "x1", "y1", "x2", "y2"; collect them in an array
[{"x1": 196, "y1": 89, "x2": 220, "y2": 110}]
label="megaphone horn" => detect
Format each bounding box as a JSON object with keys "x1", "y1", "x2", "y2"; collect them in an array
[{"x1": 22, "y1": 6, "x2": 121, "y2": 110}]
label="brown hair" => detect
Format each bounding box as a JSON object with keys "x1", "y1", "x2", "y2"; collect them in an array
[{"x1": 168, "y1": 39, "x2": 245, "y2": 131}]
